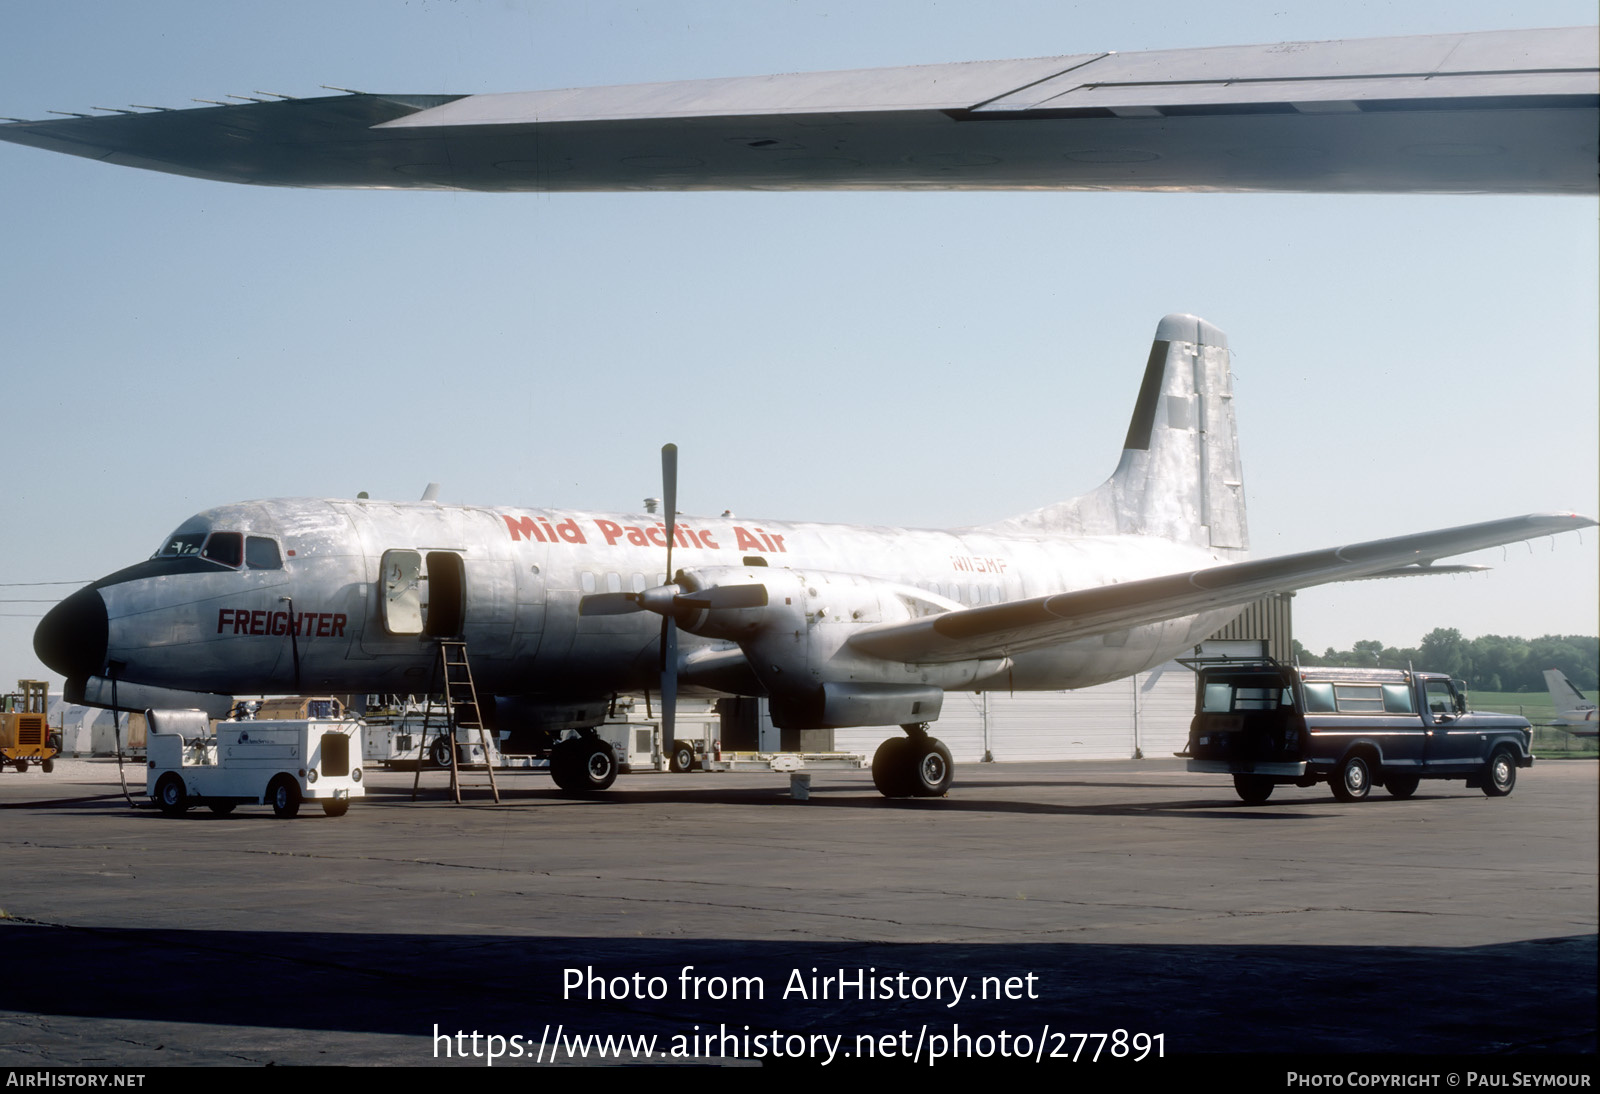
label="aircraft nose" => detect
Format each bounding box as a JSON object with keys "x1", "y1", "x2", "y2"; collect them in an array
[{"x1": 34, "y1": 585, "x2": 108, "y2": 682}]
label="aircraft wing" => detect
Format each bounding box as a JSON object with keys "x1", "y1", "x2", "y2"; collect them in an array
[
  {"x1": 2, "y1": 27, "x2": 1594, "y2": 193},
  {"x1": 847, "y1": 513, "x2": 1595, "y2": 664}
]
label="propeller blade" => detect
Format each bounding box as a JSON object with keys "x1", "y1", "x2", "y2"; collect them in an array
[
  {"x1": 578, "y1": 592, "x2": 642, "y2": 616},
  {"x1": 660, "y1": 615, "x2": 678, "y2": 748},
  {"x1": 657, "y1": 443, "x2": 681, "y2": 752},
  {"x1": 677, "y1": 584, "x2": 769, "y2": 611},
  {"x1": 661, "y1": 443, "x2": 677, "y2": 580}
]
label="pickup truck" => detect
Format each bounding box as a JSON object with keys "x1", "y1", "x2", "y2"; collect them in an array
[{"x1": 1184, "y1": 662, "x2": 1533, "y2": 804}]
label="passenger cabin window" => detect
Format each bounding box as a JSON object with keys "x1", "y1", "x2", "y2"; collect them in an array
[{"x1": 200, "y1": 532, "x2": 243, "y2": 568}]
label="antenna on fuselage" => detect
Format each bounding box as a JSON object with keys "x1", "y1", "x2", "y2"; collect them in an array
[{"x1": 421, "y1": 483, "x2": 441, "y2": 502}]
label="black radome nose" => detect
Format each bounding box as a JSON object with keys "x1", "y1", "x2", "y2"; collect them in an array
[{"x1": 34, "y1": 585, "x2": 108, "y2": 682}]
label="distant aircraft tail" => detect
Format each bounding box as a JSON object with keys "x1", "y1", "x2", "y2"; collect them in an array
[
  {"x1": 1544, "y1": 668, "x2": 1598, "y2": 723},
  {"x1": 988, "y1": 314, "x2": 1248, "y2": 555}
]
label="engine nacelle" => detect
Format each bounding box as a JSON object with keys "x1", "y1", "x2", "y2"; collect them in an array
[{"x1": 674, "y1": 566, "x2": 1007, "y2": 728}]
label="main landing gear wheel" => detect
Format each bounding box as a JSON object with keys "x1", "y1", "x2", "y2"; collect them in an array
[
  {"x1": 669, "y1": 740, "x2": 696, "y2": 773},
  {"x1": 550, "y1": 737, "x2": 618, "y2": 793},
  {"x1": 1482, "y1": 748, "x2": 1517, "y2": 797},
  {"x1": 155, "y1": 774, "x2": 188, "y2": 816},
  {"x1": 872, "y1": 733, "x2": 953, "y2": 798},
  {"x1": 1384, "y1": 774, "x2": 1420, "y2": 799},
  {"x1": 871, "y1": 737, "x2": 914, "y2": 798},
  {"x1": 1331, "y1": 754, "x2": 1371, "y2": 802},
  {"x1": 270, "y1": 777, "x2": 302, "y2": 818},
  {"x1": 1233, "y1": 774, "x2": 1275, "y2": 804}
]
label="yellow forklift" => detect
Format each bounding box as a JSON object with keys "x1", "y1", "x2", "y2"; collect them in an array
[{"x1": 1, "y1": 680, "x2": 56, "y2": 773}]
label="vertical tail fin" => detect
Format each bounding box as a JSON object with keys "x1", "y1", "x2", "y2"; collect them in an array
[
  {"x1": 1544, "y1": 669, "x2": 1597, "y2": 719},
  {"x1": 989, "y1": 314, "x2": 1248, "y2": 555}
]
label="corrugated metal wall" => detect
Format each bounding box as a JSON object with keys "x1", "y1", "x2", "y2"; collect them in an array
[
  {"x1": 835, "y1": 664, "x2": 1196, "y2": 762},
  {"x1": 832, "y1": 594, "x2": 1290, "y2": 763}
]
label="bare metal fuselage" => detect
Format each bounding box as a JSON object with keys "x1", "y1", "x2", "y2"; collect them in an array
[{"x1": 95, "y1": 497, "x2": 1229, "y2": 706}]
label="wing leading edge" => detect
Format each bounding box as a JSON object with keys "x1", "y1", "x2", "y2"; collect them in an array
[
  {"x1": 847, "y1": 513, "x2": 1595, "y2": 664},
  {"x1": 1, "y1": 27, "x2": 1594, "y2": 193}
]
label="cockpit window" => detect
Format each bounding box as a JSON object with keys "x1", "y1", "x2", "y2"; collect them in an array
[
  {"x1": 201, "y1": 532, "x2": 243, "y2": 568},
  {"x1": 246, "y1": 536, "x2": 282, "y2": 570},
  {"x1": 155, "y1": 532, "x2": 207, "y2": 558}
]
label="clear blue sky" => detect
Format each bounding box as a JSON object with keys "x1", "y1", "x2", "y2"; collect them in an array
[{"x1": 1, "y1": 0, "x2": 1595, "y2": 687}]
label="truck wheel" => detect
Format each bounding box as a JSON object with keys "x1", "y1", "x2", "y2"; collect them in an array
[
  {"x1": 1384, "y1": 774, "x2": 1420, "y2": 799},
  {"x1": 322, "y1": 799, "x2": 350, "y2": 817},
  {"x1": 871, "y1": 737, "x2": 914, "y2": 798},
  {"x1": 910, "y1": 737, "x2": 953, "y2": 797},
  {"x1": 1331, "y1": 755, "x2": 1371, "y2": 802},
  {"x1": 1482, "y1": 748, "x2": 1517, "y2": 797},
  {"x1": 1233, "y1": 774, "x2": 1275, "y2": 804},
  {"x1": 155, "y1": 774, "x2": 188, "y2": 815},
  {"x1": 270, "y1": 777, "x2": 302, "y2": 818},
  {"x1": 669, "y1": 740, "x2": 696, "y2": 773},
  {"x1": 208, "y1": 802, "x2": 236, "y2": 816},
  {"x1": 12, "y1": 760, "x2": 26, "y2": 773},
  {"x1": 41, "y1": 758, "x2": 54, "y2": 774}
]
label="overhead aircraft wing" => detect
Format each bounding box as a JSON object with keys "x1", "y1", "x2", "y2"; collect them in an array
[
  {"x1": 2, "y1": 27, "x2": 1594, "y2": 193},
  {"x1": 847, "y1": 513, "x2": 1596, "y2": 664}
]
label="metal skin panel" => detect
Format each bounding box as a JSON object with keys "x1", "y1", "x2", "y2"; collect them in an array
[
  {"x1": 33, "y1": 314, "x2": 1596, "y2": 735},
  {"x1": 1, "y1": 29, "x2": 1594, "y2": 194}
]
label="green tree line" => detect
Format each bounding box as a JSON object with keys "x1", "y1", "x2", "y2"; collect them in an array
[{"x1": 1292, "y1": 630, "x2": 1598, "y2": 692}]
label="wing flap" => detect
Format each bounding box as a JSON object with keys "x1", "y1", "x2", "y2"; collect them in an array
[{"x1": 847, "y1": 513, "x2": 1594, "y2": 664}]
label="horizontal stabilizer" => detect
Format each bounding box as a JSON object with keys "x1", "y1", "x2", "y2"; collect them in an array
[{"x1": 848, "y1": 513, "x2": 1595, "y2": 664}]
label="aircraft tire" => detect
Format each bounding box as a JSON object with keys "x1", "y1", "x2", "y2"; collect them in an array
[
  {"x1": 1331, "y1": 754, "x2": 1371, "y2": 802},
  {"x1": 909, "y1": 738, "x2": 953, "y2": 797},
  {"x1": 429, "y1": 737, "x2": 454, "y2": 769},
  {"x1": 1482, "y1": 748, "x2": 1517, "y2": 797},
  {"x1": 322, "y1": 799, "x2": 350, "y2": 817},
  {"x1": 871, "y1": 737, "x2": 915, "y2": 798},
  {"x1": 270, "y1": 777, "x2": 302, "y2": 818},
  {"x1": 551, "y1": 738, "x2": 617, "y2": 793},
  {"x1": 669, "y1": 741, "x2": 695, "y2": 773},
  {"x1": 575, "y1": 739, "x2": 618, "y2": 791},
  {"x1": 155, "y1": 774, "x2": 188, "y2": 816},
  {"x1": 1233, "y1": 774, "x2": 1274, "y2": 804},
  {"x1": 1384, "y1": 774, "x2": 1420, "y2": 799},
  {"x1": 548, "y1": 744, "x2": 578, "y2": 791}
]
